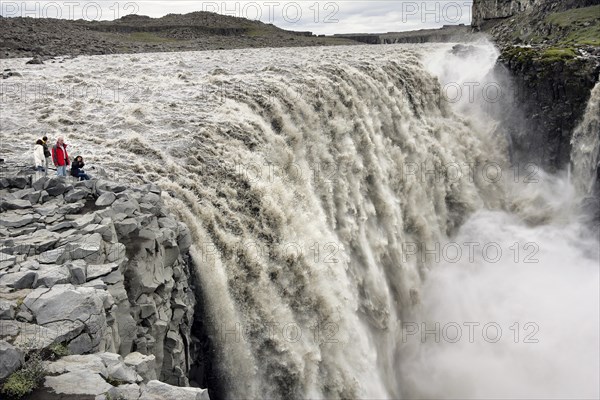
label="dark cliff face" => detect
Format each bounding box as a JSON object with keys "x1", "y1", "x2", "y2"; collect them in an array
[
  {"x1": 472, "y1": 0, "x2": 541, "y2": 27},
  {"x1": 471, "y1": 0, "x2": 600, "y2": 175},
  {"x1": 498, "y1": 52, "x2": 600, "y2": 172}
]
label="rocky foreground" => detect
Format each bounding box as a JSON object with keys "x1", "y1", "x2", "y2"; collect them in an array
[{"x1": 0, "y1": 164, "x2": 209, "y2": 399}]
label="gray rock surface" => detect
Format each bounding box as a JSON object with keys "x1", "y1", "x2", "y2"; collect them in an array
[
  {"x1": 124, "y1": 352, "x2": 158, "y2": 382},
  {"x1": 0, "y1": 174, "x2": 206, "y2": 397},
  {"x1": 140, "y1": 380, "x2": 210, "y2": 400},
  {"x1": 39, "y1": 352, "x2": 209, "y2": 400},
  {"x1": 96, "y1": 192, "x2": 117, "y2": 207},
  {"x1": 45, "y1": 370, "x2": 113, "y2": 395},
  {"x1": 0, "y1": 340, "x2": 23, "y2": 379}
]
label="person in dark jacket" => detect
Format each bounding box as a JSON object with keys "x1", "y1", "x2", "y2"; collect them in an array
[
  {"x1": 51, "y1": 136, "x2": 70, "y2": 177},
  {"x1": 71, "y1": 156, "x2": 91, "y2": 181},
  {"x1": 41, "y1": 136, "x2": 51, "y2": 174}
]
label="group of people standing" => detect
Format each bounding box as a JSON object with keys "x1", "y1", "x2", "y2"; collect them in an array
[{"x1": 33, "y1": 136, "x2": 91, "y2": 181}]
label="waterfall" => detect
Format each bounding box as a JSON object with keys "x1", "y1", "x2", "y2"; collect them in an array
[
  {"x1": 571, "y1": 78, "x2": 600, "y2": 196},
  {"x1": 161, "y1": 43, "x2": 508, "y2": 399},
  {"x1": 1, "y1": 42, "x2": 598, "y2": 399}
]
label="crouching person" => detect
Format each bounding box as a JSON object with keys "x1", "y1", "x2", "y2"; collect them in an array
[{"x1": 71, "y1": 155, "x2": 91, "y2": 181}]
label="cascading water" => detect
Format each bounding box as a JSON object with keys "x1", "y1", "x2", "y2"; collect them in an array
[
  {"x1": 571, "y1": 78, "x2": 600, "y2": 196},
  {"x1": 399, "y1": 45, "x2": 600, "y2": 400},
  {"x1": 1, "y1": 41, "x2": 598, "y2": 399}
]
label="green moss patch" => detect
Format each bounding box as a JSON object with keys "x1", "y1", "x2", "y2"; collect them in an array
[
  {"x1": 546, "y1": 5, "x2": 600, "y2": 46},
  {"x1": 502, "y1": 46, "x2": 580, "y2": 65},
  {"x1": 547, "y1": 5, "x2": 600, "y2": 27},
  {"x1": 1, "y1": 352, "x2": 45, "y2": 399},
  {"x1": 541, "y1": 47, "x2": 578, "y2": 61}
]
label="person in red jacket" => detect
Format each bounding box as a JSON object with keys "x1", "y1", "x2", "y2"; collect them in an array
[{"x1": 51, "y1": 136, "x2": 70, "y2": 177}]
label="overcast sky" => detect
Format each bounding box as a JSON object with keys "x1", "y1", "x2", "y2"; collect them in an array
[{"x1": 1, "y1": 1, "x2": 474, "y2": 34}]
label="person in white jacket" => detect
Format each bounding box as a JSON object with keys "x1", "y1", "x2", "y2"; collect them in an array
[{"x1": 33, "y1": 139, "x2": 46, "y2": 181}]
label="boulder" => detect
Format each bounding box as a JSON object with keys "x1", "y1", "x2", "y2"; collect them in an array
[
  {"x1": 68, "y1": 333, "x2": 94, "y2": 355},
  {"x1": 0, "y1": 320, "x2": 70, "y2": 350},
  {"x1": 96, "y1": 192, "x2": 116, "y2": 207},
  {"x1": 45, "y1": 181, "x2": 68, "y2": 196},
  {"x1": 105, "y1": 242, "x2": 126, "y2": 263},
  {"x1": 23, "y1": 285, "x2": 107, "y2": 344},
  {"x1": 112, "y1": 198, "x2": 140, "y2": 217},
  {"x1": 44, "y1": 370, "x2": 112, "y2": 396},
  {"x1": 0, "y1": 198, "x2": 32, "y2": 211},
  {"x1": 34, "y1": 265, "x2": 72, "y2": 288},
  {"x1": 64, "y1": 233, "x2": 104, "y2": 263},
  {"x1": 58, "y1": 201, "x2": 85, "y2": 214},
  {"x1": 39, "y1": 190, "x2": 51, "y2": 203},
  {"x1": 107, "y1": 362, "x2": 142, "y2": 384},
  {"x1": 124, "y1": 352, "x2": 157, "y2": 382},
  {"x1": 28, "y1": 190, "x2": 43, "y2": 204},
  {"x1": 0, "y1": 212, "x2": 35, "y2": 228},
  {"x1": 99, "y1": 352, "x2": 123, "y2": 369},
  {"x1": 48, "y1": 220, "x2": 74, "y2": 231},
  {"x1": 65, "y1": 188, "x2": 89, "y2": 203},
  {"x1": 12, "y1": 230, "x2": 60, "y2": 254},
  {"x1": 38, "y1": 246, "x2": 67, "y2": 264},
  {"x1": 35, "y1": 204, "x2": 57, "y2": 216},
  {"x1": 140, "y1": 202, "x2": 160, "y2": 215},
  {"x1": 10, "y1": 188, "x2": 34, "y2": 200},
  {"x1": 5, "y1": 224, "x2": 39, "y2": 238},
  {"x1": 142, "y1": 192, "x2": 161, "y2": 206},
  {"x1": 102, "y1": 383, "x2": 142, "y2": 400},
  {"x1": 0, "y1": 299, "x2": 16, "y2": 319},
  {"x1": 105, "y1": 182, "x2": 128, "y2": 193},
  {"x1": 140, "y1": 380, "x2": 210, "y2": 400},
  {"x1": 44, "y1": 354, "x2": 107, "y2": 376},
  {"x1": 67, "y1": 260, "x2": 87, "y2": 284},
  {"x1": 32, "y1": 177, "x2": 49, "y2": 191},
  {"x1": 115, "y1": 218, "x2": 139, "y2": 236},
  {"x1": 87, "y1": 263, "x2": 120, "y2": 281},
  {"x1": 0, "y1": 340, "x2": 23, "y2": 380},
  {"x1": 6, "y1": 177, "x2": 29, "y2": 189},
  {"x1": 0, "y1": 270, "x2": 38, "y2": 289},
  {"x1": 83, "y1": 223, "x2": 114, "y2": 242},
  {"x1": 72, "y1": 213, "x2": 98, "y2": 229}
]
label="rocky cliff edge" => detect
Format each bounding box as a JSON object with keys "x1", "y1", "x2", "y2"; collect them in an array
[{"x1": 0, "y1": 162, "x2": 209, "y2": 400}]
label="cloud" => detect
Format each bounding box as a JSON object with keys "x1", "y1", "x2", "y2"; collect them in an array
[{"x1": 0, "y1": 1, "x2": 473, "y2": 35}]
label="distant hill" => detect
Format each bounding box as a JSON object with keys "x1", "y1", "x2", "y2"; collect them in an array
[
  {"x1": 0, "y1": 12, "x2": 358, "y2": 59},
  {"x1": 334, "y1": 25, "x2": 477, "y2": 45}
]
